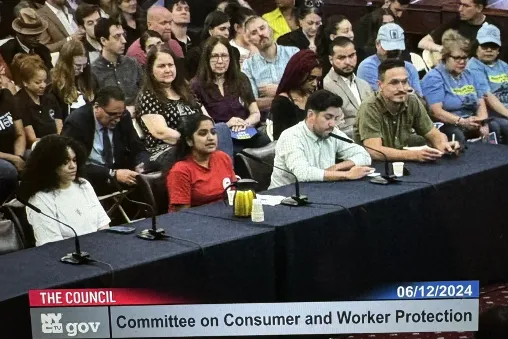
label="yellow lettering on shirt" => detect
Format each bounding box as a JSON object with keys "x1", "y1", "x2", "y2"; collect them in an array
[
  {"x1": 488, "y1": 74, "x2": 508, "y2": 84},
  {"x1": 452, "y1": 85, "x2": 476, "y2": 96}
]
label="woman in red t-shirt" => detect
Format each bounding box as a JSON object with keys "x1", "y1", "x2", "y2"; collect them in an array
[{"x1": 167, "y1": 114, "x2": 236, "y2": 212}]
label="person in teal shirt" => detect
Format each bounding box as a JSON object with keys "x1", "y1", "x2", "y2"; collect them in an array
[
  {"x1": 467, "y1": 23, "x2": 508, "y2": 144},
  {"x1": 421, "y1": 29, "x2": 489, "y2": 145}
]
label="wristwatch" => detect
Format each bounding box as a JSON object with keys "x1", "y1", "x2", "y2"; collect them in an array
[
  {"x1": 109, "y1": 169, "x2": 117, "y2": 179},
  {"x1": 455, "y1": 117, "x2": 462, "y2": 127}
]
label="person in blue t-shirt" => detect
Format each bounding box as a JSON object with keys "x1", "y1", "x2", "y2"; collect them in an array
[
  {"x1": 467, "y1": 23, "x2": 508, "y2": 144},
  {"x1": 422, "y1": 29, "x2": 489, "y2": 145},
  {"x1": 357, "y1": 23, "x2": 422, "y2": 96}
]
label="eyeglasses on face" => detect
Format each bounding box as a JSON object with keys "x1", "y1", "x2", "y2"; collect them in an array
[
  {"x1": 449, "y1": 55, "x2": 468, "y2": 62},
  {"x1": 210, "y1": 54, "x2": 230, "y2": 62}
]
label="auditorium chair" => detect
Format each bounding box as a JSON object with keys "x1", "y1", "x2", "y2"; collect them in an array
[{"x1": 235, "y1": 141, "x2": 277, "y2": 192}]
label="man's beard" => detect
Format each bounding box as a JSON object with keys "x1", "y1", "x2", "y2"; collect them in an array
[{"x1": 333, "y1": 65, "x2": 354, "y2": 78}]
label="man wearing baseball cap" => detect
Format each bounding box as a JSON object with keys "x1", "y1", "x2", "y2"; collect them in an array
[
  {"x1": 0, "y1": 8, "x2": 53, "y2": 72},
  {"x1": 467, "y1": 23, "x2": 508, "y2": 143},
  {"x1": 357, "y1": 23, "x2": 422, "y2": 96}
]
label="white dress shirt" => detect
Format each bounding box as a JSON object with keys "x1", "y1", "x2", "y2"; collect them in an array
[
  {"x1": 341, "y1": 74, "x2": 362, "y2": 106},
  {"x1": 269, "y1": 121, "x2": 371, "y2": 189},
  {"x1": 46, "y1": 1, "x2": 78, "y2": 36}
]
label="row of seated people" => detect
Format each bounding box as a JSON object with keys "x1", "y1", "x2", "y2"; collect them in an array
[{"x1": 2, "y1": 0, "x2": 508, "y2": 247}]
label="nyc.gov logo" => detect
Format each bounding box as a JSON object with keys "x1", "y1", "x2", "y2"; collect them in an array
[{"x1": 41, "y1": 313, "x2": 100, "y2": 337}]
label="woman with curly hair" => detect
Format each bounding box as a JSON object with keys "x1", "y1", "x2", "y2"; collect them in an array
[
  {"x1": 49, "y1": 40, "x2": 97, "y2": 121},
  {"x1": 19, "y1": 135, "x2": 110, "y2": 247}
]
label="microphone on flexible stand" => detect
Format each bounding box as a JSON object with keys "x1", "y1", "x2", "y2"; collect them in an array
[
  {"x1": 239, "y1": 151, "x2": 309, "y2": 206},
  {"x1": 111, "y1": 176, "x2": 168, "y2": 240},
  {"x1": 17, "y1": 197, "x2": 91, "y2": 264},
  {"x1": 328, "y1": 132, "x2": 398, "y2": 185}
]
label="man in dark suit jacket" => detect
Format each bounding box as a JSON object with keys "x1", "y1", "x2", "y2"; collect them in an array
[
  {"x1": 62, "y1": 86, "x2": 150, "y2": 195},
  {"x1": 0, "y1": 8, "x2": 53, "y2": 72}
]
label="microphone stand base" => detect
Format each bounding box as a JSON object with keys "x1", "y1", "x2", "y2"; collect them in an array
[
  {"x1": 370, "y1": 175, "x2": 400, "y2": 185},
  {"x1": 61, "y1": 251, "x2": 91, "y2": 265},
  {"x1": 281, "y1": 195, "x2": 309, "y2": 206},
  {"x1": 137, "y1": 228, "x2": 170, "y2": 240}
]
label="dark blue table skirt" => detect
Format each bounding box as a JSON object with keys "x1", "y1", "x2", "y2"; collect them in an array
[
  {"x1": 0, "y1": 212, "x2": 276, "y2": 338},
  {"x1": 183, "y1": 143, "x2": 508, "y2": 301}
]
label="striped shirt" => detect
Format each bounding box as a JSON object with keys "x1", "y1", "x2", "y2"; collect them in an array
[
  {"x1": 269, "y1": 121, "x2": 372, "y2": 189},
  {"x1": 241, "y1": 44, "x2": 299, "y2": 98}
]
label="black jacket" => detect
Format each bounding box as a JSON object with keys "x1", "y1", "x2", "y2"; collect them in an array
[
  {"x1": 62, "y1": 103, "x2": 149, "y2": 185},
  {"x1": 0, "y1": 38, "x2": 53, "y2": 72}
]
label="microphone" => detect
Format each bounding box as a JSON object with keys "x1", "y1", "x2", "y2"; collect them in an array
[
  {"x1": 111, "y1": 175, "x2": 168, "y2": 240},
  {"x1": 328, "y1": 132, "x2": 398, "y2": 185},
  {"x1": 239, "y1": 150, "x2": 309, "y2": 206},
  {"x1": 17, "y1": 197, "x2": 91, "y2": 264}
]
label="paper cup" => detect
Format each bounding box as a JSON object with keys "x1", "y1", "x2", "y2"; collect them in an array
[{"x1": 393, "y1": 162, "x2": 404, "y2": 177}]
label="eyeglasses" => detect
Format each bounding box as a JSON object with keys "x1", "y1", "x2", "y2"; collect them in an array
[
  {"x1": 449, "y1": 55, "x2": 468, "y2": 62},
  {"x1": 101, "y1": 107, "x2": 124, "y2": 119},
  {"x1": 210, "y1": 54, "x2": 230, "y2": 63}
]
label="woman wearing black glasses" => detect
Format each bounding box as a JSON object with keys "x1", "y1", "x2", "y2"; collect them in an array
[{"x1": 422, "y1": 29, "x2": 489, "y2": 145}]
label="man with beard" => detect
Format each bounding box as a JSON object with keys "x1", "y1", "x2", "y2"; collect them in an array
[
  {"x1": 324, "y1": 37, "x2": 373, "y2": 138},
  {"x1": 242, "y1": 16, "x2": 299, "y2": 114},
  {"x1": 357, "y1": 23, "x2": 422, "y2": 95},
  {"x1": 354, "y1": 59, "x2": 458, "y2": 162},
  {"x1": 127, "y1": 6, "x2": 183, "y2": 64},
  {"x1": 269, "y1": 89, "x2": 373, "y2": 189}
]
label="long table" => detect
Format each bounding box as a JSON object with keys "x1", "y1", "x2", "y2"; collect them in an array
[
  {"x1": 1, "y1": 144, "x2": 508, "y2": 337},
  {"x1": 183, "y1": 144, "x2": 508, "y2": 301},
  {"x1": 0, "y1": 213, "x2": 276, "y2": 338}
]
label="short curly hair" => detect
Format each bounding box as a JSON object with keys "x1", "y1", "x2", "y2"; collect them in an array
[
  {"x1": 441, "y1": 29, "x2": 470, "y2": 61},
  {"x1": 19, "y1": 135, "x2": 88, "y2": 199}
]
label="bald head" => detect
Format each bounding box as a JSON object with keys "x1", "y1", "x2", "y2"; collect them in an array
[{"x1": 147, "y1": 6, "x2": 172, "y2": 41}]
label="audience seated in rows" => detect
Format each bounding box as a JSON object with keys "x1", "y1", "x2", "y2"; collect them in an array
[
  {"x1": 12, "y1": 54, "x2": 62, "y2": 149},
  {"x1": 324, "y1": 37, "x2": 373, "y2": 138},
  {"x1": 49, "y1": 40, "x2": 97, "y2": 121},
  {"x1": 126, "y1": 6, "x2": 183, "y2": 65},
  {"x1": 37, "y1": 0, "x2": 81, "y2": 52},
  {"x1": 271, "y1": 49, "x2": 321, "y2": 140},
  {"x1": 75, "y1": 3, "x2": 103, "y2": 64},
  {"x1": 241, "y1": 16, "x2": 299, "y2": 113},
  {"x1": 167, "y1": 114, "x2": 236, "y2": 212},
  {"x1": 0, "y1": 8, "x2": 53, "y2": 72},
  {"x1": 0, "y1": 89, "x2": 25, "y2": 204},
  {"x1": 62, "y1": 86, "x2": 149, "y2": 195},
  {"x1": 357, "y1": 23, "x2": 422, "y2": 95},
  {"x1": 418, "y1": 0, "x2": 506, "y2": 64},
  {"x1": 192, "y1": 36, "x2": 270, "y2": 153},
  {"x1": 277, "y1": 6, "x2": 322, "y2": 53},
  {"x1": 422, "y1": 29, "x2": 488, "y2": 145},
  {"x1": 19, "y1": 135, "x2": 110, "y2": 246},
  {"x1": 467, "y1": 23, "x2": 508, "y2": 144},
  {"x1": 91, "y1": 18, "x2": 143, "y2": 108},
  {"x1": 225, "y1": 3, "x2": 257, "y2": 67},
  {"x1": 185, "y1": 11, "x2": 240, "y2": 80},
  {"x1": 355, "y1": 59, "x2": 458, "y2": 162},
  {"x1": 269, "y1": 90, "x2": 372, "y2": 190}
]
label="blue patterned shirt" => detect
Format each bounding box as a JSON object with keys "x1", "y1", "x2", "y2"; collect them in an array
[{"x1": 241, "y1": 44, "x2": 299, "y2": 98}]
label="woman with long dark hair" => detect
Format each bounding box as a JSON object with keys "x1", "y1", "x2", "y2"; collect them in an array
[
  {"x1": 192, "y1": 36, "x2": 270, "y2": 152},
  {"x1": 167, "y1": 114, "x2": 236, "y2": 212},
  {"x1": 185, "y1": 11, "x2": 240, "y2": 80},
  {"x1": 49, "y1": 40, "x2": 97, "y2": 121},
  {"x1": 19, "y1": 135, "x2": 110, "y2": 246},
  {"x1": 136, "y1": 45, "x2": 204, "y2": 169},
  {"x1": 277, "y1": 6, "x2": 323, "y2": 52},
  {"x1": 270, "y1": 49, "x2": 324, "y2": 140}
]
